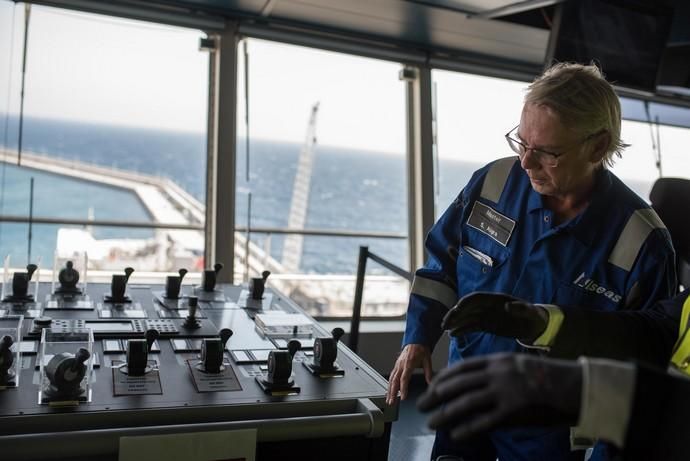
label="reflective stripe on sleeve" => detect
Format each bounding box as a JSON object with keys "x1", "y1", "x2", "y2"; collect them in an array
[
  {"x1": 410, "y1": 275, "x2": 458, "y2": 309},
  {"x1": 608, "y1": 208, "x2": 666, "y2": 272},
  {"x1": 532, "y1": 304, "x2": 565, "y2": 347},
  {"x1": 669, "y1": 295, "x2": 690, "y2": 375},
  {"x1": 479, "y1": 156, "x2": 517, "y2": 203}
]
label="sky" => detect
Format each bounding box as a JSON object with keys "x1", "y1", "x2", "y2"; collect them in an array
[{"x1": 1, "y1": 0, "x2": 689, "y2": 180}]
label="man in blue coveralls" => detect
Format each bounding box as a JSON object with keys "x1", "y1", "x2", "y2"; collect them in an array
[{"x1": 386, "y1": 62, "x2": 677, "y2": 461}]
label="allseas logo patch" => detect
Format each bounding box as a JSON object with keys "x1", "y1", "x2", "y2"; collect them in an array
[{"x1": 572, "y1": 272, "x2": 622, "y2": 303}]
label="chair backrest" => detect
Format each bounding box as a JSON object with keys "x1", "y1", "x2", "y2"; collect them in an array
[{"x1": 650, "y1": 177, "x2": 690, "y2": 288}]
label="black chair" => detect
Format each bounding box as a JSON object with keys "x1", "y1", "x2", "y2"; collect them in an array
[{"x1": 650, "y1": 177, "x2": 690, "y2": 289}]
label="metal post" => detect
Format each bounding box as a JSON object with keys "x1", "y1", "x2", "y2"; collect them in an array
[
  {"x1": 27, "y1": 176, "x2": 33, "y2": 263},
  {"x1": 349, "y1": 245, "x2": 369, "y2": 353},
  {"x1": 17, "y1": 4, "x2": 31, "y2": 166},
  {"x1": 206, "y1": 24, "x2": 240, "y2": 283},
  {"x1": 401, "y1": 65, "x2": 435, "y2": 273}
]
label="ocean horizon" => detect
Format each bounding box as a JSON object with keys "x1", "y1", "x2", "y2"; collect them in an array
[{"x1": 0, "y1": 115, "x2": 654, "y2": 274}]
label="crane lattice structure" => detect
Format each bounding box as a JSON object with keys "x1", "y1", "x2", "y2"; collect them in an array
[{"x1": 281, "y1": 102, "x2": 320, "y2": 272}]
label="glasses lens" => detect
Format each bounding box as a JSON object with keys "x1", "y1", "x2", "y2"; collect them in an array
[
  {"x1": 506, "y1": 133, "x2": 561, "y2": 167},
  {"x1": 506, "y1": 136, "x2": 524, "y2": 156},
  {"x1": 540, "y1": 152, "x2": 559, "y2": 167}
]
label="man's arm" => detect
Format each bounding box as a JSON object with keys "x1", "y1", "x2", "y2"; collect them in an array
[
  {"x1": 576, "y1": 358, "x2": 690, "y2": 461},
  {"x1": 387, "y1": 192, "x2": 467, "y2": 404},
  {"x1": 442, "y1": 290, "x2": 687, "y2": 367},
  {"x1": 622, "y1": 364, "x2": 689, "y2": 460},
  {"x1": 550, "y1": 300, "x2": 679, "y2": 365},
  {"x1": 417, "y1": 353, "x2": 690, "y2": 461}
]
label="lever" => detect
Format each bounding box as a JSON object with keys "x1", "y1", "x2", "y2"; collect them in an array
[
  {"x1": 287, "y1": 339, "x2": 301, "y2": 358},
  {"x1": 249, "y1": 270, "x2": 271, "y2": 301},
  {"x1": 26, "y1": 264, "x2": 38, "y2": 281},
  {"x1": 125, "y1": 329, "x2": 158, "y2": 376},
  {"x1": 58, "y1": 261, "x2": 80, "y2": 293},
  {"x1": 145, "y1": 329, "x2": 159, "y2": 352},
  {"x1": 72, "y1": 348, "x2": 91, "y2": 372},
  {"x1": 0, "y1": 335, "x2": 15, "y2": 384},
  {"x1": 220, "y1": 328, "x2": 233, "y2": 350},
  {"x1": 307, "y1": 328, "x2": 346, "y2": 376},
  {"x1": 124, "y1": 267, "x2": 134, "y2": 284},
  {"x1": 183, "y1": 296, "x2": 201, "y2": 329},
  {"x1": 267, "y1": 340, "x2": 301, "y2": 385},
  {"x1": 109, "y1": 268, "x2": 134, "y2": 303},
  {"x1": 200, "y1": 328, "x2": 233, "y2": 374},
  {"x1": 45, "y1": 347, "x2": 90, "y2": 399},
  {"x1": 332, "y1": 327, "x2": 345, "y2": 343}
]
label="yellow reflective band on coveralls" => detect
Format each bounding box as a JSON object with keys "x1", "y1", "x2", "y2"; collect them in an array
[{"x1": 670, "y1": 294, "x2": 690, "y2": 375}]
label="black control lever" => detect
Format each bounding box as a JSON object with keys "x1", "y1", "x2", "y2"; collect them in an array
[
  {"x1": 200, "y1": 328, "x2": 233, "y2": 374},
  {"x1": 165, "y1": 268, "x2": 188, "y2": 299},
  {"x1": 9, "y1": 263, "x2": 38, "y2": 300},
  {"x1": 125, "y1": 329, "x2": 159, "y2": 376},
  {"x1": 249, "y1": 270, "x2": 271, "y2": 301},
  {"x1": 219, "y1": 328, "x2": 232, "y2": 350},
  {"x1": 0, "y1": 335, "x2": 15, "y2": 385},
  {"x1": 315, "y1": 327, "x2": 344, "y2": 369},
  {"x1": 183, "y1": 296, "x2": 201, "y2": 329},
  {"x1": 124, "y1": 267, "x2": 134, "y2": 284},
  {"x1": 45, "y1": 347, "x2": 90, "y2": 399},
  {"x1": 306, "y1": 328, "x2": 346, "y2": 376},
  {"x1": 145, "y1": 329, "x2": 160, "y2": 352},
  {"x1": 72, "y1": 348, "x2": 90, "y2": 372},
  {"x1": 27, "y1": 264, "x2": 38, "y2": 280},
  {"x1": 108, "y1": 267, "x2": 134, "y2": 303},
  {"x1": 201, "y1": 263, "x2": 224, "y2": 292},
  {"x1": 266, "y1": 339, "x2": 301, "y2": 386},
  {"x1": 57, "y1": 261, "x2": 81, "y2": 294}
]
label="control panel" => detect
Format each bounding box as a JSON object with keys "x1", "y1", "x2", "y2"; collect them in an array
[{"x1": 0, "y1": 262, "x2": 395, "y2": 461}]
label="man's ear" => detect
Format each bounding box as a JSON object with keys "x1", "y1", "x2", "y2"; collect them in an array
[{"x1": 588, "y1": 131, "x2": 610, "y2": 164}]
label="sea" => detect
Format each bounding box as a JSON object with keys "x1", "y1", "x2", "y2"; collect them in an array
[{"x1": 0, "y1": 115, "x2": 653, "y2": 274}]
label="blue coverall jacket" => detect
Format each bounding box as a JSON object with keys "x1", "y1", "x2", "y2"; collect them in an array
[{"x1": 402, "y1": 156, "x2": 677, "y2": 461}]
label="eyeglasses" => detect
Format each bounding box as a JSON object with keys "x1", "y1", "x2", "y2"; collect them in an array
[{"x1": 505, "y1": 125, "x2": 600, "y2": 168}]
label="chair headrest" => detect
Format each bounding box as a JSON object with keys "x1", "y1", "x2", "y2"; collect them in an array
[{"x1": 650, "y1": 177, "x2": 690, "y2": 261}]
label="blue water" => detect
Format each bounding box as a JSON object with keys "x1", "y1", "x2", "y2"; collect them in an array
[{"x1": 0, "y1": 115, "x2": 653, "y2": 274}]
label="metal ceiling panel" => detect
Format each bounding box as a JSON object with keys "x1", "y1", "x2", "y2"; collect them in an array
[{"x1": 262, "y1": 0, "x2": 548, "y2": 64}]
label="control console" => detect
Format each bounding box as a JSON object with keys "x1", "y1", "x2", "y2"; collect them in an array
[{"x1": 0, "y1": 265, "x2": 395, "y2": 461}]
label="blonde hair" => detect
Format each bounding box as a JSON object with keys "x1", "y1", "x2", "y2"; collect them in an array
[{"x1": 525, "y1": 62, "x2": 628, "y2": 167}]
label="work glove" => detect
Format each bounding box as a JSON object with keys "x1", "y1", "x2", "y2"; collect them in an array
[
  {"x1": 417, "y1": 353, "x2": 582, "y2": 442},
  {"x1": 442, "y1": 292, "x2": 549, "y2": 343}
]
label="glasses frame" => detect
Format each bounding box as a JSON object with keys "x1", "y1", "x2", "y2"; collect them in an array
[{"x1": 505, "y1": 124, "x2": 601, "y2": 168}]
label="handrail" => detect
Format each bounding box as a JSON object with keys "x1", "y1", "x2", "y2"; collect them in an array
[
  {"x1": 349, "y1": 245, "x2": 412, "y2": 352},
  {"x1": 0, "y1": 214, "x2": 406, "y2": 240},
  {"x1": 0, "y1": 214, "x2": 204, "y2": 230}
]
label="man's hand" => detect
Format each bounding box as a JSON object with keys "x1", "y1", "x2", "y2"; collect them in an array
[
  {"x1": 417, "y1": 353, "x2": 582, "y2": 441},
  {"x1": 386, "y1": 344, "x2": 432, "y2": 406},
  {"x1": 442, "y1": 292, "x2": 549, "y2": 343}
]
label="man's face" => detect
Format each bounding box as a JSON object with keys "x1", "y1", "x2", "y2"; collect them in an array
[{"x1": 517, "y1": 103, "x2": 599, "y2": 199}]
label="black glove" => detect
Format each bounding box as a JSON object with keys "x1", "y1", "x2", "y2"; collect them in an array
[
  {"x1": 442, "y1": 292, "x2": 549, "y2": 343},
  {"x1": 416, "y1": 353, "x2": 582, "y2": 442}
]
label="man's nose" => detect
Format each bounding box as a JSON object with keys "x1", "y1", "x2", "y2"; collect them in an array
[{"x1": 520, "y1": 148, "x2": 541, "y2": 170}]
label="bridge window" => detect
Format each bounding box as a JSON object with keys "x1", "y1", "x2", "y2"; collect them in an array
[
  {"x1": 235, "y1": 39, "x2": 408, "y2": 317},
  {"x1": 0, "y1": 4, "x2": 208, "y2": 277},
  {"x1": 614, "y1": 119, "x2": 690, "y2": 201},
  {"x1": 657, "y1": 124, "x2": 690, "y2": 180},
  {"x1": 432, "y1": 70, "x2": 528, "y2": 214}
]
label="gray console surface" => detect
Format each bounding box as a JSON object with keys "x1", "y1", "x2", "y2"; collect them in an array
[{"x1": 0, "y1": 282, "x2": 396, "y2": 461}]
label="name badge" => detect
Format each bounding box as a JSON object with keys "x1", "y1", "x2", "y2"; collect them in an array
[{"x1": 466, "y1": 201, "x2": 516, "y2": 246}]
